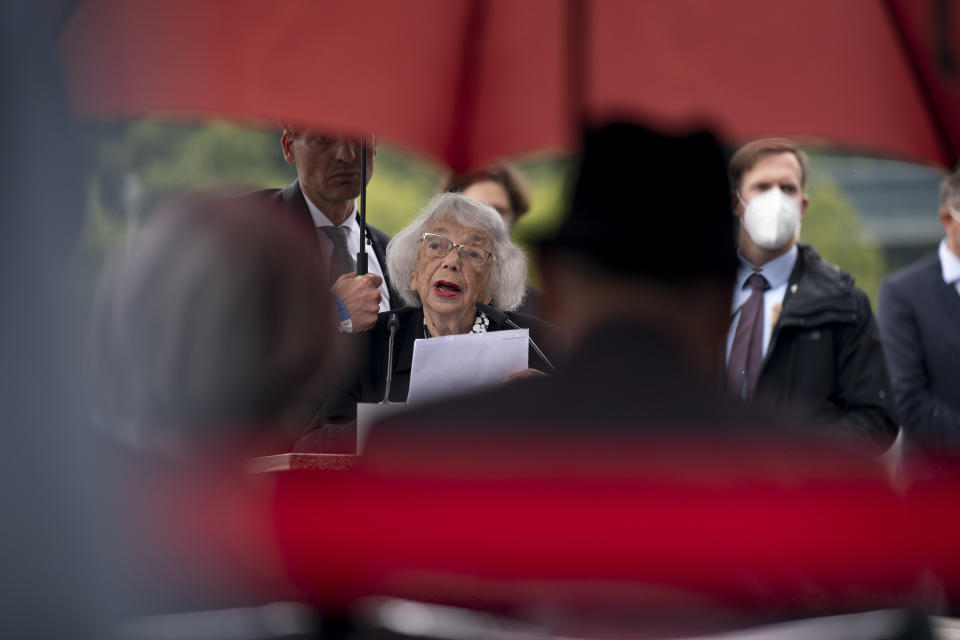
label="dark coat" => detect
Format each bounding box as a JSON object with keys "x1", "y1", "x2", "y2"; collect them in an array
[
  {"x1": 753, "y1": 244, "x2": 898, "y2": 449},
  {"x1": 359, "y1": 323, "x2": 895, "y2": 618},
  {"x1": 371, "y1": 323, "x2": 773, "y2": 431},
  {"x1": 878, "y1": 253, "x2": 960, "y2": 459},
  {"x1": 363, "y1": 322, "x2": 855, "y2": 459},
  {"x1": 296, "y1": 305, "x2": 557, "y2": 451},
  {"x1": 253, "y1": 180, "x2": 405, "y2": 310}
]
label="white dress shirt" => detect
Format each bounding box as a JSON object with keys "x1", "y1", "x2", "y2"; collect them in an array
[
  {"x1": 939, "y1": 238, "x2": 960, "y2": 297},
  {"x1": 725, "y1": 245, "x2": 798, "y2": 365},
  {"x1": 303, "y1": 197, "x2": 391, "y2": 313}
]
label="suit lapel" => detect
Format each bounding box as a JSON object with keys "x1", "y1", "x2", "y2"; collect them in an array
[
  {"x1": 365, "y1": 226, "x2": 390, "y2": 289},
  {"x1": 281, "y1": 180, "x2": 321, "y2": 239},
  {"x1": 933, "y1": 256, "x2": 960, "y2": 316}
]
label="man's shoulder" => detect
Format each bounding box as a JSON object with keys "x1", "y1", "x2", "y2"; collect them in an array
[
  {"x1": 244, "y1": 187, "x2": 282, "y2": 200},
  {"x1": 882, "y1": 253, "x2": 940, "y2": 293},
  {"x1": 240, "y1": 180, "x2": 303, "y2": 208},
  {"x1": 796, "y1": 244, "x2": 855, "y2": 291},
  {"x1": 785, "y1": 244, "x2": 873, "y2": 321}
]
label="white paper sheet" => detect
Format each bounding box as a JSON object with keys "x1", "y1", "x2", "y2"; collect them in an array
[{"x1": 406, "y1": 329, "x2": 529, "y2": 405}]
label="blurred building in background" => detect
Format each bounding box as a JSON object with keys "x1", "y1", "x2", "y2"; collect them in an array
[{"x1": 814, "y1": 155, "x2": 946, "y2": 268}]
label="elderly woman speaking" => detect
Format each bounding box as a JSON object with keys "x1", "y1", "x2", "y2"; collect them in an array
[
  {"x1": 300, "y1": 193, "x2": 555, "y2": 449},
  {"x1": 390, "y1": 192, "x2": 528, "y2": 336}
]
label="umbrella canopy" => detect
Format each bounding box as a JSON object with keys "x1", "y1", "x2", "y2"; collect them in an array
[{"x1": 60, "y1": 0, "x2": 960, "y2": 170}]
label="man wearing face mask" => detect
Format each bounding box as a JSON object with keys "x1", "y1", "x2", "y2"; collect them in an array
[
  {"x1": 878, "y1": 170, "x2": 960, "y2": 479},
  {"x1": 727, "y1": 138, "x2": 897, "y2": 451}
]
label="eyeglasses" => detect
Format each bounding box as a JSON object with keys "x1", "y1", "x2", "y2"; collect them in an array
[{"x1": 419, "y1": 233, "x2": 495, "y2": 267}]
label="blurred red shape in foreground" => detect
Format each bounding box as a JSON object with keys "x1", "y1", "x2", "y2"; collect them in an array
[
  {"x1": 61, "y1": 0, "x2": 960, "y2": 170},
  {"x1": 257, "y1": 435, "x2": 960, "y2": 620}
]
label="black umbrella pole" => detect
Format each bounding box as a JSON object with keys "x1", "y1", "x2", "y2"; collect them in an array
[{"x1": 356, "y1": 137, "x2": 369, "y2": 275}]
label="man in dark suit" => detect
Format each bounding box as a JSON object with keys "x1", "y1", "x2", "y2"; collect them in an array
[
  {"x1": 258, "y1": 128, "x2": 404, "y2": 332},
  {"x1": 879, "y1": 169, "x2": 960, "y2": 475}
]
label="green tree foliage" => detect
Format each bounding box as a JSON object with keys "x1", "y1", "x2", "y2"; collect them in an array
[
  {"x1": 78, "y1": 119, "x2": 571, "y2": 299},
  {"x1": 77, "y1": 119, "x2": 293, "y2": 303},
  {"x1": 512, "y1": 157, "x2": 571, "y2": 241},
  {"x1": 77, "y1": 119, "x2": 443, "y2": 300},
  {"x1": 800, "y1": 182, "x2": 885, "y2": 307},
  {"x1": 79, "y1": 120, "x2": 885, "y2": 311},
  {"x1": 509, "y1": 156, "x2": 571, "y2": 288},
  {"x1": 364, "y1": 148, "x2": 442, "y2": 236}
]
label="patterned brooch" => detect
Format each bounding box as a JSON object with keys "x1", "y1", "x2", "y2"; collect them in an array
[{"x1": 471, "y1": 311, "x2": 490, "y2": 334}]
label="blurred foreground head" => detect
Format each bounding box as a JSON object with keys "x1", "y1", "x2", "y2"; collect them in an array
[
  {"x1": 538, "y1": 122, "x2": 737, "y2": 367},
  {"x1": 89, "y1": 194, "x2": 335, "y2": 457}
]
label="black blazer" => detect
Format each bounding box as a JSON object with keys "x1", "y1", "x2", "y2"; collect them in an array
[
  {"x1": 751, "y1": 244, "x2": 897, "y2": 450},
  {"x1": 254, "y1": 180, "x2": 405, "y2": 310},
  {"x1": 879, "y1": 253, "x2": 960, "y2": 456},
  {"x1": 363, "y1": 322, "x2": 845, "y2": 456}
]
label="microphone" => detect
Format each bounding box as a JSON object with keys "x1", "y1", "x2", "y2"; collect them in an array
[
  {"x1": 476, "y1": 302, "x2": 557, "y2": 374},
  {"x1": 381, "y1": 313, "x2": 399, "y2": 403}
]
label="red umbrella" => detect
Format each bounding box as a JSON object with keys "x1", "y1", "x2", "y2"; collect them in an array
[{"x1": 60, "y1": 0, "x2": 959, "y2": 170}]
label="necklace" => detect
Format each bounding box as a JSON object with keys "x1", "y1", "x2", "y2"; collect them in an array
[
  {"x1": 424, "y1": 310, "x2": 489, "y2": 337},
  {"x1": 471, "y1": 310, "x2": 490, "y2": 334}
]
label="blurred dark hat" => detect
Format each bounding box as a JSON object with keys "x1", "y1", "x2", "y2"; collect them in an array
[{"x1": 540, "y1": 122, "x2": 737, "y2": 280}]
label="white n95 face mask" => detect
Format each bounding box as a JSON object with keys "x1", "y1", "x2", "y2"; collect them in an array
[{"x1": 741, "y1": 188, "x2": 801, "y2": 250}]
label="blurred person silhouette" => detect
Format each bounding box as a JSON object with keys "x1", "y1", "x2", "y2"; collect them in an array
[
  {"x1": 365, "y1": 123, "x2": 792, "y2": 446},
  {"x1": 254, "y1": 128, "x2": 402, "y2": 334},
  {"x1": 1, "y1": 3, "x2": 117, "y2": 637},
  {"x1": 726, "y1": 138, "x2": 897, "y2": 451},
  {"x1": 88, "y1": 194, "x2": 338, "y2": 458},
  {"x1": 350, "y1": 123, "x2": 927, "y2": 631},
  {"x1": 442, "y1": 163, "x2": 544, "y2": 316},
  {"x1": 879, "y1": 169, "x2": 960, "y2": 481},
  {"x1": 296, "y1": 192, "x2": 555, "y2": 453},
  {"x1": 85, "y1": 194, "x2": 343, "y2": 631}
]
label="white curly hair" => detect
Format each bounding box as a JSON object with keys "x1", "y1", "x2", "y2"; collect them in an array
[{"x1": 386, "y1": 192, "x2": 528, "y2": 311}]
